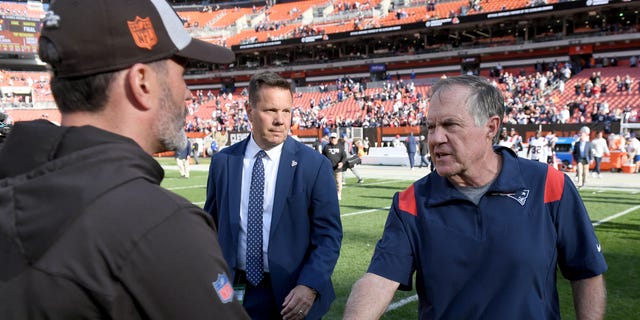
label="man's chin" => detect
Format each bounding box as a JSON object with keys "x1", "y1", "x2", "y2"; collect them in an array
[
  {"x1": 268, "y1": 133, "x2": 286, "y2": 144},
  {"x1": 161, "y1": 132, "x2": 188, "y2": 152}
]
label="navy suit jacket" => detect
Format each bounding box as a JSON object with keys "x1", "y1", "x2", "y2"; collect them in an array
[
  {"x1": 204, "y1": 136, "x2": 342, "y2": 318},
  {"x1": 572, "y1": 140, "x2": 594, "y2": 164}
]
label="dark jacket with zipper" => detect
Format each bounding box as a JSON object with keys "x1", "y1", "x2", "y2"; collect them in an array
[{"x1": 0, "y1": 120, "x2": 248, "y2": 320}]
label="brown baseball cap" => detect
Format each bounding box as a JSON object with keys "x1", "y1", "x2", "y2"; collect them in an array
[{"x1": 38, "y1": 0, "x2": 235, "y2": 78}]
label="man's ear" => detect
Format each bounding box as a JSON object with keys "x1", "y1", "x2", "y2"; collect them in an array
[
  {"x1": 126, "y1": 63, "x2": 154, "y2": 111},
  {"x1": 487, "y1": 116, "x2": 501, "y2": 141},
  {"x1": 244, "y1": 100, "x2": 253, "y2": 118}
]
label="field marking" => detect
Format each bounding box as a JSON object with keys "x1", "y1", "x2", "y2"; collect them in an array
[
  {"x1": 592, "y1": 205, "x2": 640, "y2": 227},
  {"x1": 387, "y1": 295, "x2": 419, "y2": 312},
  {"x1": 385, "y1": 204, "x2": 640, "y2": 313},
  {"x1": 360, "y1": 179, "x2": 409, "y2": 186},
  {"x1": 342, "y1": 207, "x2": 390, "y2": 217}
]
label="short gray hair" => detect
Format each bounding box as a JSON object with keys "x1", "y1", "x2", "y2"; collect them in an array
[{"x1": 429, "y1": 75, "x2": 505, "y2": 128}]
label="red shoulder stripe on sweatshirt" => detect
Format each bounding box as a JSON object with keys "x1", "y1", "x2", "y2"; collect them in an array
[
  {"x1": 544, "y1": 165, "x2": 564, "y2": 203},
  {"x1": 398, "y1": 184, "x2": 418, "y2": 216}
]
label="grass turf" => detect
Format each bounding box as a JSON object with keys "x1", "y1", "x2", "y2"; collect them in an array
[{"x1": 157, "y1": 157, "x2": 640, "y2": 319}]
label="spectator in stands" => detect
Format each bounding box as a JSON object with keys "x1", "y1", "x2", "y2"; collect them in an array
[
  {"x1": 0, "y1": 0, "x2": 248, "y2": 318},
  {"x1": 615, "y1": 75, "x2": 624, "y2": 92},
  {"x1": 624, "y1": 74, "x2": 633, "y2": 93},
  {"x1": 344, "y1": 75, "x2": 607, "y2": 320}
]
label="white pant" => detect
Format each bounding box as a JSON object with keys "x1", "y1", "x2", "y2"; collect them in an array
[{"x1": 176, "y1": 158, "x2": 190, "y2": 178}]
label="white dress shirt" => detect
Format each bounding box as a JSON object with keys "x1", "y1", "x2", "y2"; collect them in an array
[{"x1": 237, "y1": 135, "x2": 282, "y2": 273}]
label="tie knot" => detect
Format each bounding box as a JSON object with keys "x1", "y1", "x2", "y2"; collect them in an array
[{"x1": 256, "y1": 150, "x2": 267, "y2": 159}]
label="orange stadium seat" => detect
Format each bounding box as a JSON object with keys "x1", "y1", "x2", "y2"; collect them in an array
[
  {"x1": 552, "y1": 66, "x2": 640, "y2": 117},
  {"x1": 207, "y1": 7, "x2": 257, "y2": 29},
  {"x1": 178, "y1": 10, "x2": 223, "y2": 29}
]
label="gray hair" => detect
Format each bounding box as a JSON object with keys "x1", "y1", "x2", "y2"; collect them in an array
[
  {"x1": 248, "y1": 71, "x2": 292, "y2": 107},
  {"x1": 429, "y1": 75, "x2": 505, "y2": 128}
]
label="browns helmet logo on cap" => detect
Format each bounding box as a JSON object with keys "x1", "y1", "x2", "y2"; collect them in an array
[
  {"x1": 127, "y1": 16, "x2": 158, "y2": 50},
  {"x1": 39, "y1": 0, "x2": 235, "y2": 78}
]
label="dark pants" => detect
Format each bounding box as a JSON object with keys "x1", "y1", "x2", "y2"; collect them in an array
[
  {"x1": 594, "y1": 157, "x2": 603, "y2": 174},
  {"x1": 419, "y1": 154, "x2": 429, "y2": 168},
  {"x1": 408, "y1": 152, "x2": 416, "y2": 168},
  {"x1": 235, "y1": 270, "x2": 280, "y2": 319}
]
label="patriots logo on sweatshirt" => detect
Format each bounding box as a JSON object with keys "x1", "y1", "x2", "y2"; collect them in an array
[{"x1": 493, "y1": 190, "x2": 530, "y2": 206}]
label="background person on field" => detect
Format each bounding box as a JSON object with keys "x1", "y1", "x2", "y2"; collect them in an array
[
  {"x1": 175, "y1": 138, "x2": 191, "y2": 178},
  {"x1": 204, "y1": 71, "x2": 342, "y2": 320},
  {"x1": 572, "y1": 126, "x2": 594, "y2": 188},
  {"x1": 323, "y1": 132, "x2": 348, "y2": 200},
  {"x1": 591, "y1": 131, "x2": 610, "y2": 178}
]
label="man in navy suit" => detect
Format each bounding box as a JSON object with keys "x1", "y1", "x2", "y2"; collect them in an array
[
  {"x1": 204, "y1": 71, "x2": 342, "y2": 320},
  {"x1": 572, "y1": 126, "x2": 593, "y2": 188}
]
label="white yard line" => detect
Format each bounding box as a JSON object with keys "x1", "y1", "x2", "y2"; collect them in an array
[
  {"x1": 341, "y1": 207, "x2": 390, "y2": 217},
  {"x1": 592, "y1": 205, "x2": 640, "y2": 227},
  {"x1": 387, "y1": 295, "x2": 419, "y2": 312}
]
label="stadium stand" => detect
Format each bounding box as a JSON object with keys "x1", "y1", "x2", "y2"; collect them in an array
[{"x1": 1, "y1": 0, "x2": 640, "y2": 134}]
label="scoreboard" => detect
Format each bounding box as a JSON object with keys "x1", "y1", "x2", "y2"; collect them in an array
[{"x1": 0, "y1": 16, "x2": 41, "y2": 54}]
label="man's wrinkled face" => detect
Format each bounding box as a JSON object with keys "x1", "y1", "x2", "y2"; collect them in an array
[{"x1": 426, "y1": 85, "x2": 491, "y2": 179}]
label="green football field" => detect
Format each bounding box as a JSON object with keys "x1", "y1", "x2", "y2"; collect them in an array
[{"x1": 157, "y1": 158, "x2": 640, "y2": 319}]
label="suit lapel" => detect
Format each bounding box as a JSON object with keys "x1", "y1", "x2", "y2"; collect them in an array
[{"x1": 270, "y1": 137, "x2": 296, "y2": 236}]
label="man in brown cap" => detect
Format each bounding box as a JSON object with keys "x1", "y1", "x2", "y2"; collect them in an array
[{"x1": 0, "y1": 0, "x2": 248, "y2": 318}]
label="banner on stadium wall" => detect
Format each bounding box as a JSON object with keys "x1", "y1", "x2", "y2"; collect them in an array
[
  {"x1": 1, "y1": 86, "x2": 31, "y2": 95},
  {"x1": 568, "y1": 44, "x2": 593, "y2": 55},
  {"x1": 369, "y1": 64, "x2": 386, "y2": 72},
  {"x1": 291, "y1": 71, "x2": 306, "y2": 78}
]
